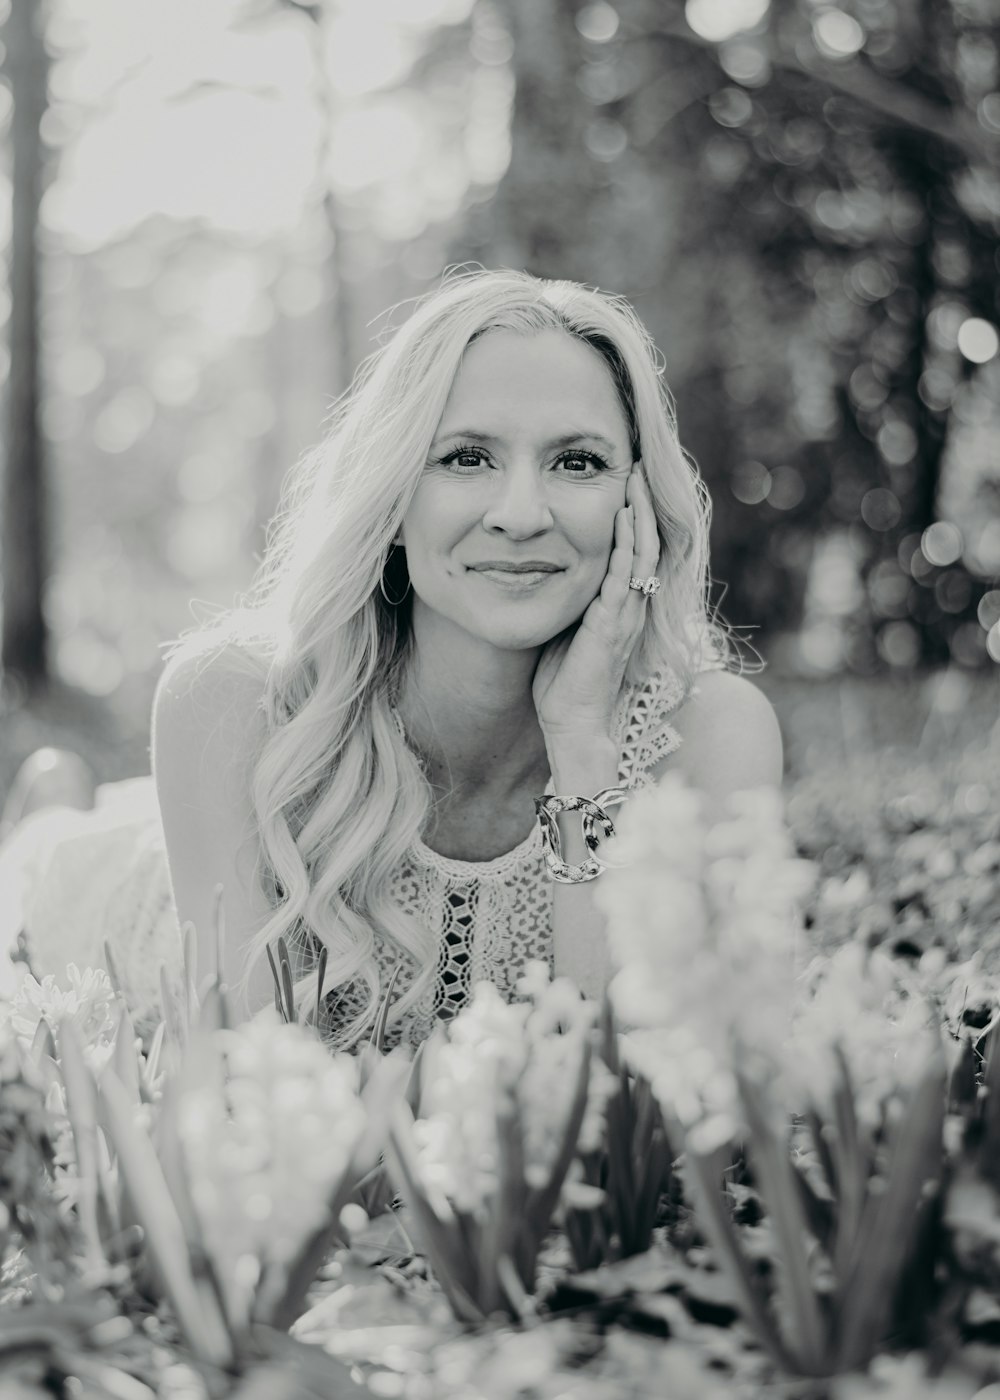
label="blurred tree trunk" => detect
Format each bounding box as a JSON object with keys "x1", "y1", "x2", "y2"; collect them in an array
[
  {"x1": 2, "y1": 0, "x2": 48, "y2": 687},
  {"x1": 297, "y1": 0, "x2": 354, "y2": 391},
  {"x1": 488, "y1": 0, "x2": 595, "y2": 276}
]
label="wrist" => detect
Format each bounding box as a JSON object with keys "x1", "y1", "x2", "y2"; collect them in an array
[{"x1": 546, "y1": 736, "x2": 619, "y2": 793}]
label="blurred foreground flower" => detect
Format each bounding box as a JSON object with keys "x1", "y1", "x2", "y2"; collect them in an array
[
  {"x1": 597, "y1": 776, "x2": 815, "y2": 1135},
  {"x1": 597, "y1": 777, "x2": 947, "y2": 1378},
  {"x1": 561, "y1": 996, "x2": 678, "y2": 1273},
  {"x1": 387, "y1": 967, "x2": 606, "y2": 1322},
  {"x1": 175, "y1": 1016, "x2": 369, "y2": 1326},
  {"x1": 8, "y1": 963, "x2": 117, "y2": 1056}
]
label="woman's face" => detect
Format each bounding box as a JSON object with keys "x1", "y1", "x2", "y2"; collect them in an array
[{"x1": 400, "y1": 328, "x2": 636, "y2": 651}]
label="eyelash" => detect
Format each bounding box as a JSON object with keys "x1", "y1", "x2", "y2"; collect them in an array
[{"x1": 435, "y1": 443, "x2": 613, "y2": 477}]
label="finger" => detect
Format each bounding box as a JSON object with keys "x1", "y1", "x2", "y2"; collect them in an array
[
  {"x1": 601, "y1": 504, "x2": 634, "y2": 604},
  {"x1": 627, "y1": 468, "x2": 661, "y2": 588}
]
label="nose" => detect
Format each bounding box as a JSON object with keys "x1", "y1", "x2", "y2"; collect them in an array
[{"x1": 481, "y1": 463, "x2": 555, "y2": 538}]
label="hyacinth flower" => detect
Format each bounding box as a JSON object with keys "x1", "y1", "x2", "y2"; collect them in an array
[
  {"x1": 266, "y1": 935, "x2": 422, "y2": 1220},
  {"x1": 92, "y1": 1007, "x2": 405, "y2": 1378},
  {"x1": 596, "y1": 775, "x2": 947, "y2": 1378},
  {"x1": 386, "y1": 968, "x2": 606, "y2": 1323},
  {"x1": 561, "y1": 993, "x2": 677, "y2": 1273}
]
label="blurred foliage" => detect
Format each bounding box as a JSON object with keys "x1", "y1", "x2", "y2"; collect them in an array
[
  {"x1": 451, "y1": 0, "x2": 1000, "y2": 672},
  {"x1": 1, "y1": 0, "x2": 999, "y2": 716}
]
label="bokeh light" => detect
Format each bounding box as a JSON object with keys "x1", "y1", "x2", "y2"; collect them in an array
[
  {"x1": 861, "y1": 488, "x2": 902, "y2": 532},
  {"x1": 988, "y1": 622, "x2": 1000, "y2": 663},
  {"x1": 877, "y1": 620, "x2": 920, "y2": 668},
  {"x1": 957, "y1": 317, "x2": 999, "y2": 364},
  {"x1": 812, "y1": 10, "x2": 865, "y2": 59},
  {"x1": 731, "y1": 460, "x2": 772, "y2": 504},
  {"x1": 576, "y1": 2, "x2": 620, "y2": 42},
  {"x1": 921, "y1": 521, "x2": 964, "y2": 568},
  {"x1": 685, "y1": 0, "x2": 770, "y2": 44}
]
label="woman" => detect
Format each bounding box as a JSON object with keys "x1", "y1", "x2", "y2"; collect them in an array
[{"x1": 10, "y1": 270, "x2": 783, "y2": 1047}]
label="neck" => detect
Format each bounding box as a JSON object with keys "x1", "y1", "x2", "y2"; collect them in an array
[{"x1": 395, "y1": 600, "x2": 550, "y2": 797}]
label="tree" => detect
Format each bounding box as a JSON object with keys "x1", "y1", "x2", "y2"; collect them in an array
[
  {"x1": 2, "y1": 0, "x2": 50, "y2": 686},
  {"x1": 450, "y1": 0, "x2": 1000, "y2": 668}
]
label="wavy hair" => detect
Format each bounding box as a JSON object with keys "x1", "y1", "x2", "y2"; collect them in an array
[{"x1": 187, "y1": 269, "x2": 738, "y2": 1046}]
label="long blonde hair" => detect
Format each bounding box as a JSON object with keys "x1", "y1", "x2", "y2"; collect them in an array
[{"x1": 186, "y1": 269, "x2": 736, "y2": 1046}]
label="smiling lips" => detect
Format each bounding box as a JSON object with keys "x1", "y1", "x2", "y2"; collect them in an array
[
  {"x1": 468, "y1": 561, "x2": 564, "y2": 589},
  {"x1": 468, "y1": 561, "x2": 563, "y2": 573}
]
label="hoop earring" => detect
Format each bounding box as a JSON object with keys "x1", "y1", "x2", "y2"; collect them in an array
[{"x1": 379, "y1": 571, "x2": 412, "y2": 607}]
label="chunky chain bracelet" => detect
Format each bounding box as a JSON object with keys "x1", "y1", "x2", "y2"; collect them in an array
[{"x1": 533, "y1": 787, "x2": 630, "y2": 884}]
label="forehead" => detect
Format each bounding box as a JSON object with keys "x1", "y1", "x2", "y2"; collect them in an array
[{"x1": 438, "y1": 328, "x2": 629, "y2": 439}]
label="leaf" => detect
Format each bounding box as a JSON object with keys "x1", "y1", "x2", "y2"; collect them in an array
[
  {"x1": 833, "y1": 1042, "x2": 946, "y2": 1371},
  {"x1": 791, "y1": 1159, "x2": 837, "y2": 1258},
  {"x1": 181, "y1": 921, "x2": 198, "y2": 1029},
  {"x1": 737, "y1": 1071, "x2": 829, "y2": 1375},
  {"x1": 524, "y1": 1035, "x2": 592, "y2": 1253},
  {"x1": 211, "y1": 883, "x2": 226, "y2": 987},
  {"x1": 314, "y1": 944, "x2": 328, "y2": 1026},
  {"x1": 477, "y1": 1088, "x2": 529, "y2": 1312},
  {"x1": 56, "y1": 1018, "x2": 110, "y2": 1270},
  {"x1": 384, "y1": 1103, "x2": 486, "y2": 1324},
  {"x1": 249, "y1": 1324, "x2": 372, "y2": 1398},
  {"x1": 152, "y1": 1032, "x2": 234, "y2": 1335},
  {"x1": 827, "y1": 1044, "x2": 868, "y2": 1282},
  {"x1": 196, "y1": 979, "x2": 231, "y2": 1035},
  {"x1": 805, "y1": 1107, "x2": 839, "y2": 1203},
  {"x1": 267, "y1": 1051, "x2": 412, "y2": 1329},
  {"x1": 369, "y1": 963, "x2": 402, "y2": 1054},
  {"x1": 29, "y1": 1016, "x2": 56, "y2": 1065},
  {"x1": 265, "y1": 943, "x2": 287, "y2": 1023},
  {"x1": 102, "y1": 939, "x2": 125, "y2": 1004},
  {"x1": 683, "y1": 1136, "x2": 792, "y2": 1374},
  {"x1": 97, "y1": 1071, "x2": 232, "y2": 1368},
  {"x1": 160, "y1": 963, "x2": 186, "y2": 1058},
  {"x1": 142, "y1": 1021, "x2": 166, "y2": 1099},
  {"x1": 279, "y1": 947, "x2": 296, "y2": 1026},
  {"x1": 111, "y1": 1004, "x2": 141, "y2": 1104}
]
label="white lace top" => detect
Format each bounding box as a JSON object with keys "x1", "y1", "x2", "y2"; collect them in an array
[{"x1": 4, "y1": 669, "x2": 689, "y2": 1043}]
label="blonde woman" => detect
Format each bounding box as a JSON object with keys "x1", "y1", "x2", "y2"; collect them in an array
[{"x1": 6, "y1": 270, "x2": 783, "y2": 1047}]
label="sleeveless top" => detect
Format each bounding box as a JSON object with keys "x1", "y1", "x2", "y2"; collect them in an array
[{"x1": 4, "y1": 669, "x2": 690, "y2": 1044}]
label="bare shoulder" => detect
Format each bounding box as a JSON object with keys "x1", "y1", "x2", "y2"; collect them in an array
[
  {"x1": 152, "y1": 638, "x2": 270, "y2": 799},
  {"x1": 666, "y1": 669, "x2": 784, "y2": 808}
]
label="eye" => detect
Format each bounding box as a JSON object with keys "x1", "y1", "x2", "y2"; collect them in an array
[
  {"x1": 436, "y1": 444, "x2": 492, "y2": 472},
  {"x1": 556, "y1": 450, "x2": 611, "y2": 477}
]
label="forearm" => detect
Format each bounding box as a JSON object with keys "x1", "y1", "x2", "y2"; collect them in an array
[{"x1": 546, "y1": 737, "x2": 622, "y2": 1000}]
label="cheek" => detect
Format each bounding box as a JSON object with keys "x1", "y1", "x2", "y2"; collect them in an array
[{"x1": 569, "y1": 501, "x2": 619, "y2": 562}]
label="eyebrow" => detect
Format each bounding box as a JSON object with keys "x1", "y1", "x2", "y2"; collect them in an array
[{"x1": 431, "y1": 429, "x2": 621, "y2": 455}]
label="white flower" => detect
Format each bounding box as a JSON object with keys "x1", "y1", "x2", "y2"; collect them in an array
[
  {"x1": 411, "y1": 975, "x2": 605, "y2": 1214},
  {"x1": 788, "y1": 943, "x2": 941, "y2": 1129},
  {"x1": 10, "y1": 964, "x2": 117, "y2": 1053},
  {"x1": 596, "y1": 775, "x2": 815, "y2": 1132},
  {"x1": 175, "y1": 1015, "x2": 368, "y2": 1326}
]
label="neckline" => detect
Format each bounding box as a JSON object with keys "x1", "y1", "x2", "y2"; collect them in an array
[
  {"x1": 389, "y1": 702, "x2": 555, "y2": 874},
  {"x1": 389, "y1": 672, "x2": 665, "y2": 874}
]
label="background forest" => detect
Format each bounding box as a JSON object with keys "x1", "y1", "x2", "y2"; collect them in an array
[{"x1": 1, "y1": 0, "x2": 999, "y2": 793}]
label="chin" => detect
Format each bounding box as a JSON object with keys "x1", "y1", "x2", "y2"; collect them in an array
[{"x1": 469, "y1": 611, "x2": 585, "y2": 651}]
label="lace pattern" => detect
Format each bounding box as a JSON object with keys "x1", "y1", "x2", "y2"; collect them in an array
[
  {"x1": 331, "y1": 668, "x2": 687, "y2": 1048},
  {"x1": 10, "y1": 669, "x2": 689, "y2": 1047}
]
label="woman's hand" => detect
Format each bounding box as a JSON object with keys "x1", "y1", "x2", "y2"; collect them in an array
[{"x1": 532, "y1": 465, "x2": 661, "y2": 745}]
